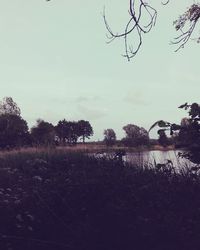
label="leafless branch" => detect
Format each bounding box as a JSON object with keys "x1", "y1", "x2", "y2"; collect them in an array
[
  {"x1": 103, "y1": 1, "x2": 200, "y2": 60},
  {"x1": 46, "y1": 1, "x2": 200, "y2": 59},
  {"x1": 172, "y1": 3, "x2": 200, "y2": 51},
  {"x1": 103, "y1": 0, "x2": 157, "y2": 61},
  {"x1": 161, "y1": 0, "x2": 169, "y2": 6}
]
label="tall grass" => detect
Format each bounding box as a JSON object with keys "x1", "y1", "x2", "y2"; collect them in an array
[{"x1": 0, "y1": 149, "x2": 200, "y2": 250}]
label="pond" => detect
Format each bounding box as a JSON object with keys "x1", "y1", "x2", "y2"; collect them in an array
[
  {"x1": 93, "y1": 150, "x2": 195, "y2": 170},
  {"x1": 124, "y1": 150, "x2": 195, "y2": 169}
]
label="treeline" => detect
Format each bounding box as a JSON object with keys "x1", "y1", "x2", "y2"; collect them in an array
[
  {"x1": 0, "y1": 97, "x2": 172, "y2": 150},
  {"x1": 0, "y1": 97, "x2": 154, "y2": 149},
  {"x1": 103, "y1": 125, "x2": 150, "y2": 147},
  {"x1": 1, "y1": 97, "x2": 195, "y2": 152},
  {"x1": 104, "y1": 102, "x2": 200, "y2": 165},
  {"x1": 0, "y1": 97, "x2": 93, "y2": 149}
]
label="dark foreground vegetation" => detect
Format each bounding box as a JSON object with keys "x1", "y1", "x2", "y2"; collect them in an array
[{"x1": 0, "y1": 149, "x2": 200, "y2": 250}]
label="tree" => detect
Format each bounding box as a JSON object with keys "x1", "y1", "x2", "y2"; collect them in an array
[
  {"x1": 103, "y1": 128, "x2": 116, "y2": 146},
  {"x1": 0, "y1": 98, "x2": 29, "y2": 148},
  {"x1": 158, "y1": 129, "x2": 169, "y2": 147},
  {"x1": 31, "y1": 119, "x2": 55, "y2": 146},
  {"x1": 149, "y1": 103, "x2": 200, "y2": 164},
  {"x1": 55, "y1": 120, "x2": 80, "y2": 145},
  {"x1": 122, "y1": 124, "x2": 149, "y2": 146},
  {"x1": 174, "y1": 117, "x2": 191, "y2": 147},
  {"x1": 77, "y1": 120, "x2": 93, "y2": 143},
  {"x1": 0, "y1": 97, "x2": 21, "y2": 116},
  {"x1": 67, "y1": 121, "x2": 79, "y2": 145},
  {"x1": 0, "y1": 114, "x2": 29, "y2": 148},
  {"x1": 104, "y1": 1, "x2": 200, "y2": 60},
  {"x1": 55, "y1": 119, "x2": 68, "y2": 146}
]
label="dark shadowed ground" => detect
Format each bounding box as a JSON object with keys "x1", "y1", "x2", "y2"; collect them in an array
[{"x1": 0, "y1": 149, "x2": 200, "y2": 250}]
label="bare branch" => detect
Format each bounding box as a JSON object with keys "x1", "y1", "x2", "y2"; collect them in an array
[
  {"x1": 104, "y1": 1, "x2": 200, "y2": 60},
  {"x1": 103, "y1": 0, "x2": 157, "y2": 61},
  {"x1": 46, "y1": 0, "x2": 200, "y2": 59},
  {"x1": 161, "y1": 0, "x2": 170, "y2": 6},
  {"x1": 172, "y1": 3, "x2": 200, "y2": 51}
]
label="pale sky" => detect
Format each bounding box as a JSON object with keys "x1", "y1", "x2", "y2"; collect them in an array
[{"x1": 0, "y1": 1, "x2": 199, "y2": 140}]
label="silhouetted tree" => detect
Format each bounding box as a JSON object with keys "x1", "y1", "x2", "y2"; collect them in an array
[
  {"x1": 0, "y1": 114, "x2": 29, "y2": 148},
  {"x1": 122, "y1": 124, "x2": 149, "y2": 146},
  {"x1": 103, "y1": 128, "x2": 116, "y2": 146},
  {"x1": 55, "y1": 119, "x2": 68, "y2": 146},
  {"x1": 77, "y1": 120, "x2": 93, "y2": 143},
  {"x1": 104, "y1": 1, "x2": 200, "y2": 60},
  {"x1": 31, "y1": 119, "x2": 55, "y2": 146},
  {"x1": 174, "y1": 117, "x2": 191, "y2": 147},
  {"x1": 177, "y1": 103, "x2": 200, "y2": 163},
  {"x1": 158, "y1": 129, "x2": 169, "y2": 147},
  {"x1": 55, "y1": 120, "x2": 80, "y2": 145},
  {"x1": 67, "y1": 121, "x2": 79, "y2": 145},
  {"x1": 150, "y1": 103, "x2": 200, "y2": 163},
  {"x1": 0, "y1": 97, "x2": 21, "y2": 116}
]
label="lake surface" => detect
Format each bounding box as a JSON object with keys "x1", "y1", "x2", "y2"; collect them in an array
[
  {"x1": 124, "y1": 150, "x2": 195, "y2": 169},
  {"x1": 93, "y1": 150, "x2": 196, "y2": 170}
]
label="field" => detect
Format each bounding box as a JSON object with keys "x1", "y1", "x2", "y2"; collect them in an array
[
  {"x1": 0, "y1": 143, "x2": 174, "y2": 156},
  {"x1": 0, "y1": 148, "x2": 200, "y2": 250}
]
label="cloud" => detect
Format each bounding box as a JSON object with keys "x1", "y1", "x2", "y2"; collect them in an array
[
  {"x1": 123, "y1": 91, "x2": 149, "y2": 106},
  {"x1": 75, "y1": 95, "x2": 103, "y2": 104},
  {"x1": 76, "y1": 96, "x2": 89, "y2": 103},
  {"x1": 77, "y1": 104, "x2": 107, "y2": 120}
]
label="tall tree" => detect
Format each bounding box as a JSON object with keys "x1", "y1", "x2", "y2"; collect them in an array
[
  {"x1": 0, "y1": 98, "x2": 29, "y2": 148},
  {"x1": 31, "y1": 119, "x2": 55, "y2": 146},
  {"x1": 55, "y1": 120, "x2": 79, "y2": 145},
  {"x1": 122, "y1": 124, "x2": 149, "y2": 146},
  {"x1": 175, "y1": 118, "x2": 191, "y2": 147},
  {"x1": 103, "y1": 128, "x2": 116, "y2": 146},
  {"x1": 158, "y1": 129, "x2": 169, "y2": 147},
  {"x1": 67, "y1": 121, "x2": 79, "y2": 145},
  {"x1": 0, "y1": 114, "x2": 29, "y2": 148},
  {"x1": 77, "y1": 120, "x2": 93, "y2": 143},
  {"x1": 55, "y1": 119, "x2": 68, "y2": 145},
  {"x1": 0, "y1": 97, "x2": 21, "y2": 116}
]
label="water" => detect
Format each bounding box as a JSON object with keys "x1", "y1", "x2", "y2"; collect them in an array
[
  {"x1": 125, "y1": 150, "x2": 179, "y2": 165},
  {"x1": 93, "y1": 150, "x2": 196, "y2": 170},
  {"x1": 124, "y1": 150, "x2": 195, "y2": 169}
]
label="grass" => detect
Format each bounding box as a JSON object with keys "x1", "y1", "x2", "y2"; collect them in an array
[
  {"x1": 0, "y1": 148, "x2": 200, "y2": 250},
  {"x1": 0, "y1": 143, "x2": 174, "y2": 157}
]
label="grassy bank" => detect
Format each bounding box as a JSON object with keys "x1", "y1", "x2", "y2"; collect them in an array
[
  {"x1": 0, "y1": 143, "x2": 175, "y2": 157},
  {"x1": 0, "y1": 149, "x2": 199, "y2": 250}
]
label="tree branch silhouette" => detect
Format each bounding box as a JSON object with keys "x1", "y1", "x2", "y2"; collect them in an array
[
  {"x1": 104, "y1": 1, "x2": 200, "y2": 60},
  {"x1": 103, "y1": 0, "x2": 157, "y2": 61}
]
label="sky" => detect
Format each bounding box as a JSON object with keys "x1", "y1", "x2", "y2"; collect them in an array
[{"x1": 0, "y1": 0, "x2": 199, "y2": 140}]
